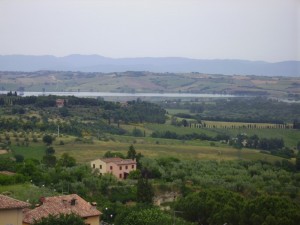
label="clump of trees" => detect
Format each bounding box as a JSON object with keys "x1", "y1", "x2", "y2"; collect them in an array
[
  {"x1": 230, "y1": 134, "x2": 294, "y2": 158},
  {"x1": 174, "y1": 189, "x2": 300, "y2": 225},
  {"x1": 114, "y1": 206, "x2": 194, "y2": 225},
  {"x1": 151, "y1": 130, "x2": 222, "y2": 141},
  {"x1": 0, "y1": 95, "x2": 166, "y2": 137},
  {"x1": 32, "y1": 213, "x2": 85, "y2": 225}
]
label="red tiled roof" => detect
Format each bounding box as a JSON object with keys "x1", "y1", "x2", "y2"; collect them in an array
[
  {"x1": 23, "y1": 194, "x2": 101, "y2": 224},
  {"x1": 0, "y1": 194, "x2": 30, "y2": 209},
  {"x1": 101, "y1": 158, "x2": 136, "y2": 165},
  {"x1": 115, "y1": 159, "x2": 136, "y2": 165},
  {"x1": 101, "y1": 157, "x2": 124, "y2": 163}
]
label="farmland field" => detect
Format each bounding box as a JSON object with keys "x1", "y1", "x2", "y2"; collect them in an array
[
  {"x1": 0, "y1": 131, "x2": 286, "y2": 164},
  {"x1": 1, "y1": 71, "x2": 300, "y2": 100},
  {"x1": 144, "y1": 123, "x2": 300, "y2": 148}
]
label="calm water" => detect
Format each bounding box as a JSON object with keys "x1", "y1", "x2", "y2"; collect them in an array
[{"x1": 0, "y1": 91, "x2": 239, "y2": 98}]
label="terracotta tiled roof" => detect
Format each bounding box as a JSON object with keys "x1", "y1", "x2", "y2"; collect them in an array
[
  {"x1": 101, "y1": 157, "x2": 124, "y2": 163},
  {"x1": 23, "y1": 194, "x2": 101, "y2": 224},
  {"x1": 115, "y1": 159, "x2": 136, "y2": 165},
  {"x1": 0, "y1": 194, "x2": 31, "y2": 209},
  {"x1": 101, "y1": 158, "x2": 136, "y2": 165}
]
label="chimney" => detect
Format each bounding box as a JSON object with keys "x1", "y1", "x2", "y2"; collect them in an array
[
  {"x1": 70, "y1": 198, "x2": 77, "y2": 206},
  {"x1": 39, "y1": 197, "x2": 46, "y2": 204}
]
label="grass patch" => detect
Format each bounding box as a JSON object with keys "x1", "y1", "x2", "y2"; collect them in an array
[
  {"x1": 0, "y1": 183, "x2": 57, "y2": 203},
  {"x1": 166, "y1": 108, "x2": 191, "y2": 115},
  {"x1": 10, "y1": 143, "x2": 46, "y2": 160}
]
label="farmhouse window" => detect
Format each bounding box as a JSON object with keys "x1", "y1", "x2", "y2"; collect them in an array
[
  {"x1": 126, "y1": 165, "x2": 128, "y2": 169},
  {"x1": 100, "y1": 165, "x2": 102, "y2": 169},
  {"x1": 120, "y1": 166, "x2": 122, "y2": 170},
  {"x1": 119, "y1": 174, "x2": 122, "y2": 178},
  {"x1": 93, "y1": 164, "x2": 95, "y2": 168},
  {"x1": 110, "y1": 166, "x2": 113, "y2": 170},
  {"x1": 132, "y1": 165, "x2": 134, "y2": 169}
]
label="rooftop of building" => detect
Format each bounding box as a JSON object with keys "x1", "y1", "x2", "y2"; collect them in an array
[
  {"x1": 23, "y1": 194, "x2": 101, "y2": 224},
  {"x1": 0, "y1": 194, "x2": 30, "y2": 210},
  {"x1": 100, "y1": 157, "x2": 136, "y2": 165}
]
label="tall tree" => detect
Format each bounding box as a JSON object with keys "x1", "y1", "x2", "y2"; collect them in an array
[
  {"x1": 57, "y1": 153, "x2": 76, "y2": 167},
  {"x1": 127, "y1": 145, "x2": 137, "y2": 160},
  {"x1": 42, "y1": 135, "x2": 53, "y2": 146},
  {"x1": 136, "y1": 177, "x2": 154, "y2": 204},
  {"x1": 42, "y1": 155, "x2": 57, "y2": 167},
  {"x1": 46, "y1": 146, "x2": 55, "y2": 155}
]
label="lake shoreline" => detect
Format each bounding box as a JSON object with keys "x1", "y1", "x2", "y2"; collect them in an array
[{"x1": 0, "y1": 91, "x2": 243, "y2": 98}]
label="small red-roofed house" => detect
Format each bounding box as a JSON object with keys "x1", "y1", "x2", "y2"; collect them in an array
[
  {"x1": 91, "y1": 157, "x2": 136, "y2": 179},
  {"x1": 0, "y1": 194, "x2": 30, "y2": 225},
  {"x1": 22, "y1": 194, "x2": 101, "y2": 225}
]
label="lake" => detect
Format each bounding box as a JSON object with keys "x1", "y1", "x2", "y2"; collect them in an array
[{"x1": 0, "y1": 91, "x2": 240, "y2": 98}]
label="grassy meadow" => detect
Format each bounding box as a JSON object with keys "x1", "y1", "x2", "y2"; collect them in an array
[{"x1": 0, "y1": 130, "x2": 287, "y2": 164}]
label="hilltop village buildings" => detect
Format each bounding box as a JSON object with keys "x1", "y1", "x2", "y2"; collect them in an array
[
  {"x1": 0, "y1": 194, "x2": 101, "y2": 225},
  {"x1": 90, "y1": 157, "x2": 137, "y2": 179}
]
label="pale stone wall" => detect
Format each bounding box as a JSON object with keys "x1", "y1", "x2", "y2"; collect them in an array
[
  {"x1": 84, "y1": 215, "x2": 100, "y2": 225},
  {"x1": 90, "y1": 159, "x2": 107, "y2": 175},
  {"x1": 0, "y1": 208, "x2": 23, "y2": 225}
]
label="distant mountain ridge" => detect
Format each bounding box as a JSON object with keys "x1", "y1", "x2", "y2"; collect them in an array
[{"x1": 0, "y1": 54, "x2": 299, "y2": 76}]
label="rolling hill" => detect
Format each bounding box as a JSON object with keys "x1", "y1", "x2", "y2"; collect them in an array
[{"x1": 0, "y1": 54, "x2": 299, "y2": 76}]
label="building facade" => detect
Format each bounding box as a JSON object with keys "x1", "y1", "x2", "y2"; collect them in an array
[
  {"x1": 91, "y1": 157, "x2": 136, "y2": 179},
  {"x1": 0, "y1": 194, "x2": 30, "y2": 225}
]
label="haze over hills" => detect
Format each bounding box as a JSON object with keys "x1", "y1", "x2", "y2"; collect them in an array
[{"x1": 0, "y1": 54, "x2": 299, "y2": 77}]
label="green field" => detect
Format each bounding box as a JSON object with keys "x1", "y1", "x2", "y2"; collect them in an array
[
  {"x1": 1, "y1": 123, "x2": 298, "y2": 165},
  {"x1": 145, "y1": 123, "x2": 300, "y2": 149},
  {"x1": 55, "y1": 139, "x2": 284, "y2": 163},
  {"x1": 0, "y1": 133, "x2": 283, "y2": 164}
]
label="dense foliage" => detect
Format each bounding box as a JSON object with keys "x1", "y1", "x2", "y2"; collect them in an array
[
  {"x1": 174, "y1": 189, "x2": 300, "y2": 225},
  {"x1": 139, "y1": 158, "x2": 300, "y2": 197},
  {"x1": 114, "y1": 205, "x2": 194, "y2": 225},
  {"x1": 31, "y1": 213, "x2": 85, "y2": 225},
  {"x1": 0, "y1": 95, "x2": 166, "y2": 137},
  {"x1": 1, "y1": 151, "x2": 300, "y2": 224},
  {"x1": 161, "y1": 97, "x2": 300, "y2": 124}
]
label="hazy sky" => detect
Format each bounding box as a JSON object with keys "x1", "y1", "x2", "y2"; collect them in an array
[{"x1": 0, "y1": 0, "x2": 299, "y2": 62}]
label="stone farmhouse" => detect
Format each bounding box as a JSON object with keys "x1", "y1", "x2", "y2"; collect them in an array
[
  {"x1": 23, "y1": 194, "x2": 101, "y2": 225},
  {"x1": 91, "y1": 157, "x2": 136, "y2": 179},
  {"x1": 0, "y1": 194, "x2": 30, "y2": 225}
]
